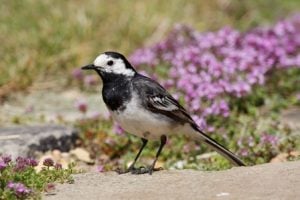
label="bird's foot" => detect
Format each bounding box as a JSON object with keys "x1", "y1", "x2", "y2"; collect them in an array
[
  {"x1": 116, "y1": 165, "x2": 163, "y2": 175},
  {"x1": 115, "y1": 165, "x2": 140, "y2": 174},
  {"x1": 115, "y1": 166, "x2": 134, "y2": 174},
  {"x1": 131, "y1": 166, "x2": 163, "y2": 175}
]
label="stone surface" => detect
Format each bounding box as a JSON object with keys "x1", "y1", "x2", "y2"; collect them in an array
[
  {"x1": 70, "y1": 147, "x2": 95, "y2": 164},
  {"x1": 0, "y1": 125, "x2": 74, "y2": 158},
  {"x1": 0, "y1": 90, "x2": 107, "y2": 125},
  {"x1": 281, "y1": 107, "x2": 300, "y2": 131},
  {"x1": 45, "y1": 161, "x2": 300, "y2": 200}
]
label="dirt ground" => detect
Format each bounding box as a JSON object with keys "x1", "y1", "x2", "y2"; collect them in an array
[{"x1": 45, "y1": 161, "x2": 300, "y2": 200}]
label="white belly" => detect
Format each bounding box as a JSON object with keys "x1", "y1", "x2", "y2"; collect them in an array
[{"x1": 110, "y1": 94, "x2": 178, "y2": 140}]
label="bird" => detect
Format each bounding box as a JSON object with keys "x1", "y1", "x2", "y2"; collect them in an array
[{"x1": 81, "y1": 51, "x2": 245, "y2": 174}]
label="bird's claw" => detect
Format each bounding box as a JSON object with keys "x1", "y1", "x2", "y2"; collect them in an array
[
  {"x1": 115, "y1": 165, "x2": 141, "y2": 174},
  {"x1": 116, "y1": 166, "x2": 163, "y2": 175},
  {"x1": 115, "y1": 166, "x2": 134, "y2": 174},
  {"x1": 130, "y1": 166, "x2": 164, "y2": 175}
]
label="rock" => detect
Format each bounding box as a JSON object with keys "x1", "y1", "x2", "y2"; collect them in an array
[
  {"x1": 0, "y1": 125, "x2": 76, "y2": 158},
  {"x1": 281, "y1": 108, "x2": 300, "y2": 131},
  {"x1": 290, "y1": 151, "x2": 300, "y2": 157},
  {"x1": 270, "y1": 151, "x2": 300, "y2": 163},
  {"x1": 0, "y1": 90, "x2": 107, "y2": 125},
  {"x1": 70, "y1": 148, "x2": 95, "y2": 164},
  {"x1": 270, "y1": 153, "x2": 289, "y2": 163},
  {"x1": 52, "y1": 149, "x2": 62, "y2": 160},
  {"x1": 44, "y1": 161, "x2": 300, "y2": 200}
]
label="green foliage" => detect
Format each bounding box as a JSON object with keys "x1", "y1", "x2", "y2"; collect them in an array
[{"x1": 0, "y1": 157, "x2": 76, "y2": 200}]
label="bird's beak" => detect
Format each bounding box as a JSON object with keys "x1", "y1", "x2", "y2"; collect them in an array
[{"x1": 81, "y1": 64, "x2": 96, "y2": 70}]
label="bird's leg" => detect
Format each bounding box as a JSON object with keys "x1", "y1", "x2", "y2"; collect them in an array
[
  {"x1": 117, "y1": 138, "x2": 148, "y2": 174},
  {"x1": 148, "y1": 135, "x2": 167, "y2": 174},
  {"x1": 128, "y1": 138, "x2": 148, "y2": 171},
  {"x1": 132, "y1": 135, "x2": 167, "y2": 175}
]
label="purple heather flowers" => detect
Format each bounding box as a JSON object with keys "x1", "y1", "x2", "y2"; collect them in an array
[
  {"x1": 260, "y1": 133, "x2": 279, "y2": 146},
  {"x1": 1, "y1": 155, "x2": 11, "y2": 164},
  {"x1": 7, "y1": 182, "x2": 31, "y2": 198},
  {"x1": 0, "y1": 155, "x2": 73, "y2": 199},
  {"x1": 43, "y1": 158, "x2": 55, "y2": 167},
  {"x1": 0, "y1": 160, "x2": 7, "y2": 171},
  {"x1": 14, "y1": 157, "x2": 38, "y2": 172},
  {"x1": 130, "y1": 15, "x2": 300, "y2": 130}
]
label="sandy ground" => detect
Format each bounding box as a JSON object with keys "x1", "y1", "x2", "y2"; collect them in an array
[{"x1": 45, "y1": 161, "x2": 300, "y2": 200}]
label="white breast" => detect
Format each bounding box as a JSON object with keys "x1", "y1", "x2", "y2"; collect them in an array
[{"x1": 110, "y1": 93, "x2": 177, "y2": 140}]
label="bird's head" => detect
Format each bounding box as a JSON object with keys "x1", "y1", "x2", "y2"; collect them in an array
[{"x1": 81, "y1": 51, "x2": 136, "y2": 78}]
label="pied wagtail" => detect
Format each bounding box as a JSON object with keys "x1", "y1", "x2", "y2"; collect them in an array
[{"x1": 82, "y1": 51, "x2": 245, "y2": 174}]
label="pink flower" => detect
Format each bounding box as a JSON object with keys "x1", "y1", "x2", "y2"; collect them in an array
[
  {"x1": 97, "y1": 165, "x2": 104, "y2": 172},
  {"x1": 7, "y1": 182, "x2": 31, "y2": 197},
  {"x1": 240, "y1": 149, "x2": 249, "y2": 157},
  {"x1": 72, "y1": 68, "x2": 83, "y2": 80},
  {"x1": 296, "y1": 93, "x2": 300, "y2": 101},
  {"x1": 113, "y1": 123, "x2": 125, "y2": 135},
  {"x1": 0, "y1": 160, "x2": 7, "y2": 171},
  {"x1": 27, "y1": 158, "x2": 38, "y2": 167},
  {"x1": 43, "y1": 158, "x2": 54, "y2": 167},
  {"x1": 89, "y1": 111, "x2": 101, "y2": 120},
  {"x1": 45, "y1": 183, "x2": 56, "y2": 192},
  {"x1": 183, "y1": 144, "x2": 191, "y2": 153},
  {"x1": 14, "y1": 157, "x2": 29, "y2": 172},
  {"x1": 84, "y1": 75, "x2": 98, "y2": 86},
  {"x1": 260, "y1": 133, "x2": 279, "y2": 147},
  {"x1": 1, "y1": 155, "x2": 11, "y2": 164},
  {"x1": 54, "y1": 163, "x2": 62, "y2": 170},
  {"x1": 74, "y1": 99, "x2": 88, "y2": 113}
]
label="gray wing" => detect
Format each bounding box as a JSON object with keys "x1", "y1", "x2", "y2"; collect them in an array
[{"x1": 132, "y1": 74, "x2": 195, "y2": 125}]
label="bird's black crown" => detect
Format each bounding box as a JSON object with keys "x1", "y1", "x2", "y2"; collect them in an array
[{"x1": 104, "y1": 51, "x2": 135, "y2": 70}]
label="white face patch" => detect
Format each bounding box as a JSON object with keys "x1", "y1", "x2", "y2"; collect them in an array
[{"x1": 93, "y1": 54, "x2": 135, "y2": 77}]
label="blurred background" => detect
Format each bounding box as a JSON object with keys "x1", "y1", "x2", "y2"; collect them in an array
[
  {"x1": 1, "y1": 0, "x2": 300, "y2": 97},
  {"x1": 0, "y1": 0, "x2": 300, "y2": 172}
]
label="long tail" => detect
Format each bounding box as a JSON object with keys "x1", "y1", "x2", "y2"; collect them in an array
[{"x1": 191, "y1": 124, "x2": 245, "y2": 166}]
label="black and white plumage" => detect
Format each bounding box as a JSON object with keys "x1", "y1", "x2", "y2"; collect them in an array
[{"x1": 82, "y1": 51, "x2": 245, "y2": 174}]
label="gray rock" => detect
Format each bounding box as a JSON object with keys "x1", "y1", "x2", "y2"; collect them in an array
[
  {"x1": 281, "y1": 108, "x2": 300, "y2": 131},
  {"x1": 0, "y1": 125, "x2": 75, "y2": 158},
  {"x1": 45, "y1": 161, "x2": 300, "y2": 200},
  {"x1": 0, "y1": 90, "x2": 107, "y2": 125}
]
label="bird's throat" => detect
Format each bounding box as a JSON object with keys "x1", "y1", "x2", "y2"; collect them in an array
[{"x1": 96, "y1": 70, "x2": 134, "y2": 85}]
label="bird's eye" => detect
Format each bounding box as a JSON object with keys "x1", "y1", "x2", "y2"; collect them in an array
[{"x1": 107, "y1": 60, "x2": 114, "y2": 66}]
